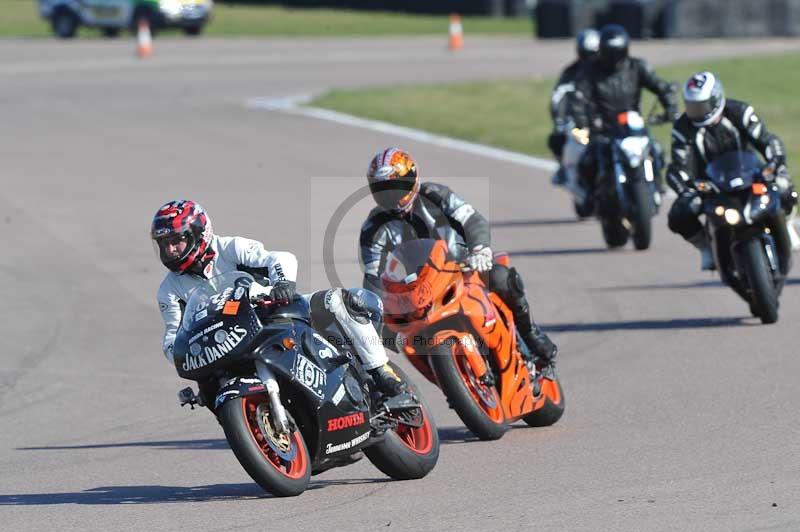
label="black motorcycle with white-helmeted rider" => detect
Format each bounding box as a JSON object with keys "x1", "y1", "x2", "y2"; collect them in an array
[
  {"x1": 693, "y1": 151, "x2": 793, "y2": 323},
  {"x1": 173, "y1": 271, "x2": 439, "y2": 496}
]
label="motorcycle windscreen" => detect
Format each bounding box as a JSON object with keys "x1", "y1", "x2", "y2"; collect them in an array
[
  {"x1": 380, "y1": 239, "x2": 449, "y2": 317},
  {"x1": 382, "y1": 239, "x2": 440, "y2": 284},
  {"x1": 706, "y1": 151, "x2": 760, "y2": 192},
  {"x1": 173, "y1": 271, "x2": 260, "y2": 378}
]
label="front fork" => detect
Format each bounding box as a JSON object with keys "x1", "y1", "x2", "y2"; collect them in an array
[
  {"x1": 612, "y1": 156, "x2": 657, "y2": 214},
  {"x1": 255, "y1": 360, "x2": 290, "y2": 435}
]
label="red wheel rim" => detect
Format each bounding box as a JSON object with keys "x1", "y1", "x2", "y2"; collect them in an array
[
  {"x1": 452, "y1": 345, "x2": 505, "y2": 423},
  {"x1": 241, "y1": 395, "x2": 308, "y2": 479},
  {"x1": 394, "y1": 409, "x2": 434, "y2": 455}
]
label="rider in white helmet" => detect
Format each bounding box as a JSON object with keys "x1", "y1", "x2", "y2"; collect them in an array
[{"x1": 666, "y1": 72, "x2": 798, "y2": 270}]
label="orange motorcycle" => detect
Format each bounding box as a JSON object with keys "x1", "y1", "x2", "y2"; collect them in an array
[{"x1": 380, "y1": 238, "x2": 564, "y2": 440}]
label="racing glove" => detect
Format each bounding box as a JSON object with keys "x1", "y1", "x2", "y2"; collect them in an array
[
  {"x1": 270, "y1": 280, "x2": 296, "y2": 305},
  {"x1": 467, "y1": 245, "x2": 493, "y2": 273},
  {"x1": 681, "y1": 189, "x2": 703, "y2": 215}
]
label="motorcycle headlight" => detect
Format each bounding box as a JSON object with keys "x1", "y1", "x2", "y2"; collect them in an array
[
  {"x1": 724, "y1": 208, "x2": 741, "y2": 225},
  {"x1": 618, "y1": 137, "x2": 650, "y2": 167}
]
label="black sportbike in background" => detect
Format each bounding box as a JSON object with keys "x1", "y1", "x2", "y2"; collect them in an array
[
  {"x1": 695, "y1": 151, "x2": 793, "y2": 324},
  {"x1": 173, "y1": 272, "x2": 439, "y2": 496},
  {"x1": 594, "y1": 110, "x2": 665, "y2": 250}
]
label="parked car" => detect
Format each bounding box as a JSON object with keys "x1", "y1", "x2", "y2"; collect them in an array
[{"x1": 38, "y1": 0, "x2": 213, "y2": 39}]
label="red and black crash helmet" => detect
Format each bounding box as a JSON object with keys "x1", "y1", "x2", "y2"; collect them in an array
[
  {"x1": 367, "y1": 148, "x2": 420, "y2": 214},
  {"x1": 150, "y1": 200, "x2": 214, "y2": 274}
]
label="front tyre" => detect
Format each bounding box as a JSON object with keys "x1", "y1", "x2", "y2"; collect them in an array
[
  {"x1": 630, "y1": 181, "x2": 654, "y2": 250},
  {"x1": 219, "y1": 395, "x2": 311, "y2": 497},
  {"x1": 429, "y1": 340, "x2": 507, "y2": 440},
  {"x1": 741, "y1": 238, "x2": 779, "y2": 324},
  {"x1": 365, "y1": 363, "x2": 439, "y2": 480}
]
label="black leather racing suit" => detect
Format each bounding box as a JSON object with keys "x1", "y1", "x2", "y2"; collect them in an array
[
  {"x1": 359, "y1": 182, "x2": 556, "y2": 362},
  {"x1": 666, "y1": 99, "x2": 794, "y2": 239},
  {"x1": 572, "y1": 57, "x2": 677, "y2": 193},
  {"x1": 548, "y1": 59, "x2": 591, "y2": 158}
]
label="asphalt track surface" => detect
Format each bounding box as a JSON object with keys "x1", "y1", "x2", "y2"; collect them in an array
[{"x1": 2, "y1": 36, "x2": 800, "y2": 532}]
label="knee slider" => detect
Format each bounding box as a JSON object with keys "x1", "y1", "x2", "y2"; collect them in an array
[
  {"x1": 342, "y1": 288, "x2": 383, "y2": 326},
  {"x1": 309, "y1": 290, "x2": 335, "y2": 330}
]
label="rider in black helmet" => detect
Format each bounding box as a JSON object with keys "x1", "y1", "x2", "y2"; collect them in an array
[
  {"x1": 571, "y1": 24, "x2": 679, "y2": 204},
  {"x1": 548, "y1": 28, "x2": 600, "y2": 167}
]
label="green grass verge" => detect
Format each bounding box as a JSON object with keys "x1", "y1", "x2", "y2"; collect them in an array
[
  {"x1": 206, "y1": 5, "x2": 534, "y2": 36},
  {"x1": 312, "y1": 53, "x2": 800, "y2": 184},
  {"x1": 1, "y1": 1, "x2": 50, "y2": 37},
  {"x1": 1, "y1": 1, "x2": 533, "y2": 38}
]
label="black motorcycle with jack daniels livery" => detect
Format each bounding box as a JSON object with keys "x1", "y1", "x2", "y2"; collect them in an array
[
  {"x1": 694, "y1": 151, "x2": 793, "y2": 324},
  {"x1": 173, "y1": 271, "x2": 439, "y2": 496}
]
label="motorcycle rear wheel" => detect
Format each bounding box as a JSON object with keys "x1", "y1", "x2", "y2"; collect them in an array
[
  {"x1": 364, "y1": 363, "x2": 439, "y2": 480},
  {"x1": 430, "y1": 340, "x2": 508, "y2": 440},
  {"x1": 601, "y1": 217, "x2": 630, "y2": 248},
  {"x1": 741, "y1": 238, "x2": 779, "y2": 324},
  {"x1": 219, "y1": 395, "x2": 311, "y2": 497},
  {"x1": 522, "y1": 377, "x2": 565, "y2": 427}
]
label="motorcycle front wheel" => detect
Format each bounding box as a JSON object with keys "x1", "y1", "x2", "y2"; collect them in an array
[
  {"x1": 741, "y1": 238, "x2": 779, "y2": 324},
  {"x1": 630, "y1": 181, "x2": 654, "y2": 250},
  {"x1": 430, "y1": 340, "x2": 508, "y2": 440},
  {"x1": 219, "y1": 395, "x2": 311, "y2": 497}
]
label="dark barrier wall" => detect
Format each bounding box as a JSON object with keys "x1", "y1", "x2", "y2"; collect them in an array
[
  {"x1": 534, "y1": 0, "x2": 800, "y2": 38},
  {"x1": 222, "y1": 0, "x2": 517, "y2": 16}
]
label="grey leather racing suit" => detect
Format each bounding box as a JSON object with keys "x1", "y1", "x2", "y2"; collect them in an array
[{"x1": 157, "y1": 235, "x2": 388, "y2": 370}]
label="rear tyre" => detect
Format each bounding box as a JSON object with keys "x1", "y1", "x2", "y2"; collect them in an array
[
  {"x1": 601, "y1": 217, "x2": 630, "y2": 248},
  {"x1": 52, "y1": 9, "x2": 78, "y2": 39},
  {"x1": 574, "y1": 198, "x2": 593, "y2": 219},
  {"x1": 741, "y1": 238, "x2": 779, "y2": 324},
  {"x1": 364, "y1": 363, "x2": 439, "y2": 480},
  {"x1": 219, "y1": 395, "x2": 311, "y2": 497},
  {"x1": 523, "y1": 377, "x2": 565, "y2": 427},
  {"x1": 429, "y1": 340, "x2": 507, "y2": 440},
  {"x1": 630, "y1": 181, "x2": 654, "y2": 250},
  {"x1": 184, "y1": 25, "x2": 203, "y2": 36},
  {"x1": 101, "y1": 27, "x2": 120, "y2": 38}
]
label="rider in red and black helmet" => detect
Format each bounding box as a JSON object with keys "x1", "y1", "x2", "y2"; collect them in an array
[
  {"x1": 367, "y1": 148, "x2": 420, "y2": 214},
  {"x1": 150, "y1": 200, "x2": 215, "y2": 276}
]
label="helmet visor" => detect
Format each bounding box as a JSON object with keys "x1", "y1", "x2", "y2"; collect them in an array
[
  {"x1": 600, "y1": 48, "x2": 627, "y2": 69},
  {"x1": 370, "y1": 177, "x2": 418, "y2": 212},
  {"x1": 685, "y1": 95, "x2": 722, "y2": 125},
  {"x1": 152, "y1": 231, "x2": 195, "y2": 268}
]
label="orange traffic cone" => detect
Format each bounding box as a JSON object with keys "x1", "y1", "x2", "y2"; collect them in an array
[
  {"x1": 448, "y1": 13, "x2": 464, "y2": 51},
  {"x1": 136, "y1": 18, "x2": 153, "y2": 59}
]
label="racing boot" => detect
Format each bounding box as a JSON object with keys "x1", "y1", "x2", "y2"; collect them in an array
[
  {"x1": 369, "y1": 363, "x2": 408, "y2": 398},
  {"x1": 688, "y1": 232, "x2": 716, "y2": 271},
  {"x1": 508, "y1": 290, "x2": 558, "y2": 379}
]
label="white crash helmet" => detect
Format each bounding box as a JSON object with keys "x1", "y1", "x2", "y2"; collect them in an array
[{"x1": 683, "y1": 71, "x2": 726, "y2": 127}]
